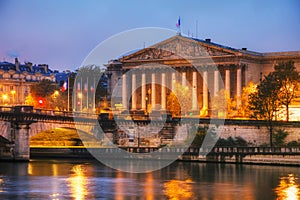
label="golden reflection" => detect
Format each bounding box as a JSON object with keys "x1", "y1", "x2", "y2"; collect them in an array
[
  {"x1": 145, "y1": 173, "x2": 154, "y2": 200},
  {"x1": 67, "y1": 165, "x2": 88, "y2": 200},
  {"x1": 163, "y1": 179, "x2": 194, "y2": 200},
  {"x1": 28, "y1": 162, "x2": 33, "y2": 175},
  {"x1": 0, "y1": 178, "x2": 3, "y2": 192},
  {"x1": 115, "y1": 171, "x2": 124, "y2": 200},
  {"x1": 275, "y1": 174, "x2": 300, "y2": 200},
  {"x1": 52, "y1": 164, "x2": 58, "y2": 176}
]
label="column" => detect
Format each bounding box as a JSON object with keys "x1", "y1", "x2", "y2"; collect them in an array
[
  {"x1": 151, "y1": 73, "x2": 156, "y2": 109},
  {"x1": 214, "y1": 70, "x2": 219, "y2": 96},
  {"x1": 11, "y1": 122, "x2": 32, "y2": 161},
  {"x1": 122, "y1": 73, "x2": 127, "y2": 109},
  {"x1": 182, "y1": 71, "x2": 186, "y2": 87},
  {"x1": 225, "y1": 68, "x2": 230, "y2": 96},
  {"x1": 192, "y1": 71, "x2": 197, "y2": 111},
  {"x1": 237, "y1": 66, "x2": 242, "y2": 108},
  {"x1": 141, "y1": 73, "x2": 146, "y2": 110},
  {"x1": 131, "y1": 73, "x2": 137, "y2": 110},
  {"x1": 201, "y1": 69, "x2": 208, "y2": 116},
  {"x1": 171, "y1": 72, "x2": 176, "y2": 91},
  {"x1": 161, "y1": 72, "x2": 166, "y2": 110}
]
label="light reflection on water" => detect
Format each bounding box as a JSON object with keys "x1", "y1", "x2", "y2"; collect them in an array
[
  {"x1": 0, "y1": 160, "x2": 299, "y2": 199},
  {"x1": 67, "y1": 165, "x2": 89, "y2": 200},
  {"x1": 275, "y1": 174, "x2": 300, "y2": 200},
  {"x1": 163, "y1": 179, "x2": 194, "y2": 200}
]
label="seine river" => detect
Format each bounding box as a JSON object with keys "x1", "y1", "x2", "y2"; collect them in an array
[{"x1": 0, "y1": 159, "x2": 299, "y2": 199}]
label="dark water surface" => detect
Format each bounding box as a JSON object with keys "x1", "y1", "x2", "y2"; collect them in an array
[{"x1": 0, "y1": 159, "x2": 299, "y2": 199}]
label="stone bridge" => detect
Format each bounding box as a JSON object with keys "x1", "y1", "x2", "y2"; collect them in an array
[{"x1": 0, "y1": 106, "x2": 98, "y2": 160}]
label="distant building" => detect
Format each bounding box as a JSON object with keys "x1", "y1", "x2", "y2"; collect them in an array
[
  {"x1": 107, "y1": 35, "x2": 300, "y2": 118},
  {"x1": 0, "y1": 58, "x2": 56, "y2": 105}
]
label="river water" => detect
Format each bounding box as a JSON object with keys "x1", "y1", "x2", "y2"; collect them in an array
[{"x1": 0, "y1": 159, "x2": 299, "y2": 199}]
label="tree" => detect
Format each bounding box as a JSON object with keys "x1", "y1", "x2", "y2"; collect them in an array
[
  {"x1": 29, "y1": 79, "x2": 59, "y2": 109},
  {"x1": 212, "y1": 90, "x2": 227, "y2": 118},
  {"x1": 249, "y1": 73, "x2": 282, "y2": 147},
  {"x1": 238, "y1": 81, "x2": 257, "y2": 118},
  {"x1": 30, "y1": 79, "x2": 58, "y2": 98},
  {"x1": 273, "y1": 129, "x2": 288, "y2": 147},
  {"x1": 272, "y1": 61, "x2": 300, "y2": 121},
  {"x1": 167, "y1": 83, "x2": 192, "y2": 116}
]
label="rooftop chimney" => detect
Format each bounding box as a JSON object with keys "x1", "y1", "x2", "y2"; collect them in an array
[
  {"x1": 26, "y1": 62, "x2": 33, "y2": 71},
  {"x1": 205, "y1": 38, "x2": 211, "y2": 43},
  {"x1": 39, "y1": 64, "x2": 48, "y2": 73},
  {"x1": 15, "y1": 58, "x2": 19, "y2": 71},
  {"x1": 44, "y1": 64, "x2": 48, "y2": 73}
]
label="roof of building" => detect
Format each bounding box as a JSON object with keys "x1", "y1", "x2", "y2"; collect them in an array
[
  {"x1": 0, "y1": 61, "x2": 54, "y2": 75},
  {"x1": 188, "y1": 36, "x2": 263, "y2": 57},
  {"x1": 116, "y1": 35, "x2": 300, "y2": 63}
]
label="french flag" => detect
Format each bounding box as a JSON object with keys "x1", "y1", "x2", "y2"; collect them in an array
[
  {"x1": 61, "y1": 81, "x2": 67, "y2": 92},
  {"x1": 176, "y1": 17, "x2": 181, "y2": 28}
]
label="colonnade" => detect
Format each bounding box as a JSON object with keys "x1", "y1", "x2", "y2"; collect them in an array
[{"x1": 121, "y1": 65, "x2": 243, "y2": 115}]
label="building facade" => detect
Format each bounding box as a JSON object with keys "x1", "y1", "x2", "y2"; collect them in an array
[
  {"x1": 0, "y1": 58, "x2": 56, "y2": 105},
  {"x1": 107, "y1": 35, "x2": 300, "y2": 117}
]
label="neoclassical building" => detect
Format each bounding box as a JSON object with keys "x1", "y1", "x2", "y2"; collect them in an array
[
  {"x1": 0, "y1": 58, "x2": 56, "y2": 105},
  {"x1": 107, "y1": 35, "x2": 300, "y2": 116}
]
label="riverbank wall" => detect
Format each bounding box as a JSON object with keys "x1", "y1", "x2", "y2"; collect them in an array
[
  {"x1": 179, "y1": 154, "x2": 300, "y2": 166},
  {"x1": 26, "y1": 147, "x2": 300, "y2": 167}
]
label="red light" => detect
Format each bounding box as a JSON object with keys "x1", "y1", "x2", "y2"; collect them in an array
[{"x1": 38, "y1": 99, "x2": 44, "y2": 105}]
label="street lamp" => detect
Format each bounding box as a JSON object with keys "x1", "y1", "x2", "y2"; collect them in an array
[
  {"x1": 2, "y1": 94, "x2": 8, "y2": 105},
  {"x1": 53, "y1": 90, "x2": 59, "y2": 98}
]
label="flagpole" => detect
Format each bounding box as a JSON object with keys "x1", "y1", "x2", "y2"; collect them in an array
[
  {"x1": 86, "y1": 77, "x2": 89, "y2": 111},
  {"x1": 80, "y1": 77, "x2": 83, "y2": 112},
  {"x1": 74, "y1": 81, "x2": 77, "y2": 112},
  {"x1": 67, "y1": 75, "x2": 70, "y2": 111},
  {"x1": 93, "y1": 76, "x2": 95, "y2": 112}
]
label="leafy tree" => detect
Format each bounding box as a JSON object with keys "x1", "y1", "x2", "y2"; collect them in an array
[
  {"x1": 167, "y1": 83, "x2": 192, "y2": 116},
  {"x1": 249, "y1": 73, "x2": 282, "y2": 147},
  {"x1": 238, "y1": 81, "x2": 257, "y2": 118},
  {"x1": 212, "y1": 89, "x2": 236, "y2": 118},
  {"x1": 212, "y1": 90, "x2": 227, "y2": 118},
  {"x1": 29, "y1": 79, "x2": 59, "y2": 109},
  {"x1": 273, "y1": 129, "x2": 288, "y2": 147},
  {"x1": 272, "y1": 61, "x2": 300, "y2": 121},
  {"x1": 30, "y1": 79, "x2": 58, "y2": 98}
]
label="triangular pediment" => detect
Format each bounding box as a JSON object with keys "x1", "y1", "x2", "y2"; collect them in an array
[{"x1": 120, "y1": 35, "x2": 239, "y2": 62}]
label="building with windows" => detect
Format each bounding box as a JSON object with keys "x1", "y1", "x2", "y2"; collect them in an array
[
  {"x1": 0, "y1": 58, "x2": 56, "y2": 105},
  {"x1": 107, "y1": 35, "x2": 300, "y2": 117}
]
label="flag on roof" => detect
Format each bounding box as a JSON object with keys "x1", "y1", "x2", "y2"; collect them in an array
[{"x1": 176, "y1": 17, "x2": 181, "y2": 28}]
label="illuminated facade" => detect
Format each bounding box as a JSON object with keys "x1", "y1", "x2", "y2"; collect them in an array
[
  {"x1": 0, "y1": 58, "x2": 56, "y2": 105},
  {"x1": 107, "y1": 35, "x2": 300, "y2": 117}
]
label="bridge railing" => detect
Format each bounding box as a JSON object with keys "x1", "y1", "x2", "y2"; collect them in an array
[
  {"x1": 0, "y1": 106, "x2": 98, "y2": 118},
  {"x1": 207, "y1": 147, "x2": 300, "y2": 154}
]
